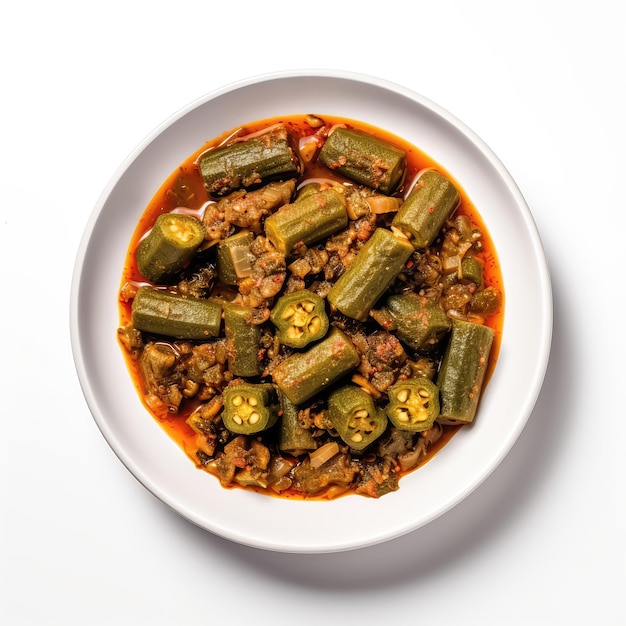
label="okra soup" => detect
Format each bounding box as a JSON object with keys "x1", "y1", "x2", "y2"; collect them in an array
[{"x1": 117, "y1": 114, "x2": 504, "y2": 500}]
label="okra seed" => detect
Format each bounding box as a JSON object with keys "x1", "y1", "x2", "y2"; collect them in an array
[
  {"x1": 281, "y1": 305, "x2": 296, "y2": 319},
  {"x1": 396, "y1": 389, "x2": 409, "y2": 403},
  {"x1": 232, "y1": 395, "x2": 243, "y2": 407},
  {"x1": 396, "y1": 409, "x2": 409, "y2": 422},
  {"x1": 418, "y1": 389, "x2": 430, "y2": 398},
  {"x1": 302, "y1": 301, "x2": 315, "y2": 313},
  {"x1": 292, "y1": 310, "x2": 307, "y2": 327},
  {"x1": 233, "y1": 415, "x2": 243, "y2": 425},
  {"x1": 308, "y1": 316, "x2": 322, "y2": 334},
  {"x1": 248, "y1": 412, "x2": 260, "y2": 425},
  {"x1": 351, "y1": 433, "x2": 363, "y2": 443},
  {"x1": 248, "y1": 396, "x2": 258, "y2": 406},
  {"x1": 287, "y1": 326, "x2": 304, "y2": 339},
  {"x1": 354, "y1": 409, "x2": 369, "y2": 419}
]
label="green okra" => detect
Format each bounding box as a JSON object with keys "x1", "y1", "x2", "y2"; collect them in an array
[
  {"x1": 460, "y1": 256, "x2": 484, "y2": 287},
  {"x1": 271, "y1": 328, "x2": 360, "y2": 405},
  {"x1": 136, "y1": 213, "x2": 205, "y2": 283},
  {"x1": 385, "y1": 378, "x2": 440, "y2": 432},
  {"x1": 264, "y1": 189, "x2": 348, "y2": 256},
  {"x1": 199, "y1": 124, "x2": 301, "y2": 197},
  {"x1": 469, "y1": 286, "x2": 502, "y2": 315},
  {"x1": 131, "y1": 286, "x2": 222, "y2": 339},
  {"x1": 378, "y1": 293, "x2": 451, "y2": 352},
  {"x1": 327, "y1": 385, "x2": 388, "y2": 451},
  {"x1": 436, "y1": 319, "x2": 494, "y2": 424},
  {"x1": 278, "y1": 391, "x2": 317, "y2": 454},
  {"x1": 222, "y1": 382, "x2": 279, "y2": 435},
  {"x1": 318, "y1": 127, "x2": 406, "y2": 195},
  {"x1": 223, "y1": 302, "x2": 262, "y2": 377},
  {"x1": 392, "y1": 170, "x2": 460, "y2": 249},
  {"x1": 216, "y1": 231, "x2": 255, "y2": 285},
  {"x1": 327, "y1": 228, "x2": 414, "y2": 321},
  {"x1": 270, "y1": 290, "x2": 329, "y2": 349}
]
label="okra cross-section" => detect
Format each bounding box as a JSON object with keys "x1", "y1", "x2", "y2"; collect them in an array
[
  {"x1": 131, "y1": 286, "x2": 222, "y2": 340},
  {"x1": 198, "y1": 124, "x2": 301, "y2": 197},
  {"x1": 222, "y1": 383, "x2": 279, "y2": 435},
  {"x1": 136, "y1": 213, "x2": 205, "y2": 283},
  {"x1": 436, "y1": 319, "x2": 494, "y2": 424},
  {"x1": 392, "y1": 169, "x2": 460, "y2": 249},
  {"x1": 385, "y1": 378, "x2": 440, "y2": 432},
  {"x1": 318, "y1": 127, "x2": 407, "y2": 195},
  {"x1": 327, "y1": 228, "x2": 414, "y2": 321},
  {"x1": 328, "y1": 385, "x2": 388, "y2": 451},
  {"x1": 271, "y1": 328, "x2": 360, "y2": 405},
  {"x1": 270, "y1": 290, "x2": 329, "y2": 349}
]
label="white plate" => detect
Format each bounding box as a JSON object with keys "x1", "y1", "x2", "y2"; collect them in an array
[{"x1": 70, "y1": 70, "x2": 552, "y2": 553}]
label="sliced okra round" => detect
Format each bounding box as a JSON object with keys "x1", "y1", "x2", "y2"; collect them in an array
[
  {"x1": 385, "y1": 378, "x2": 440, "y2": 432},
  {"x1": 270, "y1": 290, "x2": 329, "y2": 348},
  {"x1": 222, "y1": 383, "x2": 279, "y2": 435},
  {"x1": 328, "y1": 385, "x2": 387, "y2": 451}
]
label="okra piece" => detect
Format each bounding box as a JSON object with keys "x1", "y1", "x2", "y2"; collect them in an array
[
  {"x1": 319, "y1": 127, "x2": 406, "y2": 195},
  {"x1": 385, "y1": 378, "x2": 440, "y2": 432},
  {"x1": 131, "y1": 286, "x2": 222, "y2": 339},
  {"x1": 392, "y1": 170, "x2": 460, "y2": 249},
  {"x1": 199, "y1": 124, "x2": 301, "y2": 196},
  {"x1": 327, "y1": 228, "x2": 414, "y2": 321},
  {"x1": 264, "y1": 189, "x2": 348, "y2": 256},
  {"x1": 460, "y1": 256, "x2": 484, "y2": 287},
  {"x1": 222, "y1": 383, "x2": 279, "y2": 435},
  {"x1": 136, "y1": 213, "x2": 205, "y2": 283},
  {"x1": 469, "y1": 286, "x2": 502, "y2": 315},
  {"x1": 216, "y1": 231, "x2": 255, "y2": 285},
  {"x1": 436, "y1": 319, "x2": 494, "y2": 424},
  {"x1": 295, "y1": 182, "x2": 322, "y2": 201},
  {"x1": 328, "y1": 385, "x2": 388, "y2": 451},
  {"x1": 270, "y1": 290, "x2": 329, "y2": 349},
  {"x1": 223, "y1": 302, "x2": 262, "y2": 377},
  {"x1": 278, "y1": 391, "x2": 317, "y2": 454},
  {"x1": 379, "y1": 293, "x2": 451, "y2": 352},
  {"x1": 272, "y1": 328, "x2": 360, "y2": 405}
]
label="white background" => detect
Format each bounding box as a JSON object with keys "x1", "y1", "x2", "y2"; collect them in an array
[{"x1": 1, "y1": 1, "x2": 624, "y2": 624}]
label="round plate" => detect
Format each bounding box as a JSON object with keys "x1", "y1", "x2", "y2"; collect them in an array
[{"x1": 70, "y1": 70, "x2": 552, "y2": 553}]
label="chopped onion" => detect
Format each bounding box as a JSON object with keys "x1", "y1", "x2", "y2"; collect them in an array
[
  {"x1": 231, "y1": 247, "x2": 253, "y2": 278},
  {"x1": 443, "y1": 254, "x2": 461, "y2": 272},
  {"x1": 298, "y1": 135, "x2": 319, "y2": 163},
  {"x1": 309, "y1": 442, "x2": 339, "y2": 469},
  {"x1": 366, "y1": 196, "x2": 402, "y2": 214}
]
